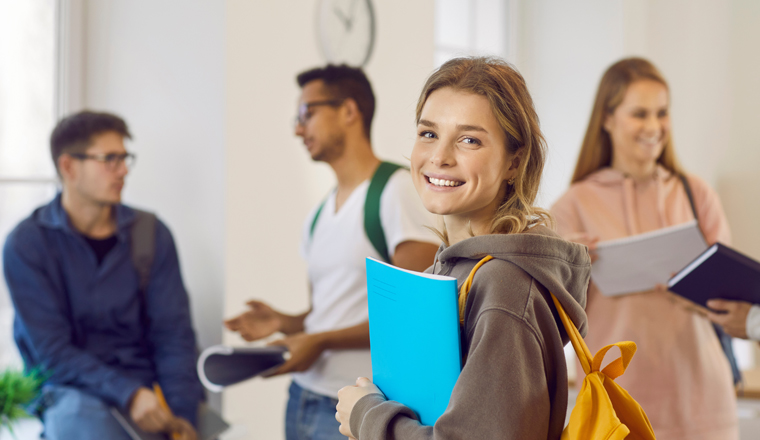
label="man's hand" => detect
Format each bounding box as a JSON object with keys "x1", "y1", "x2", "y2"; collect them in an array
[
  {"x1": 706, "y1": 299, "x2": 753, "y2": 339},
  {"x1": 129, "y1": 387, "x2": 173, "y2": 433},
  {"x1": 225, "y1": 300, "x2": 282, "y2": 341},
  {"x1": 565, "y1": 232, "x2": 599, "y2": 263},
  {"x1": 168, "y1": 417, "x2": 198, "y2": 440},
  {"x1": 266, "y1": 332, "x2": 326, "y2": 376},
  {"x1": 336, "y1": 377, "x2": 384, "y2": 439}
]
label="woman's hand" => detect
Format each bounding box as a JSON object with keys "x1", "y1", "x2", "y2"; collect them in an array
[
  {"x1": 565, "y1": 232, "x2": 599, "y2": 263},
  {"x1": 705, "y1": 299, "x2": 753, "y2": 339},
  {"x1": 336, "y1": 377, "x2": 384, "y2": 439},
  {"x1": 653, "y1": 283, "x2": 710, "y2": 316}
]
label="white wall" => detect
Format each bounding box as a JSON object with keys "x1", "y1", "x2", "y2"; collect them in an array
[
  {"x1": 223, "y1": 0, "x2": 434, "y2": 438},
  {"x1": 84, "y1": 0, "x2": 227, "y2": 403},
  {"x1": 517, "y1": 0, "x2": 627, "y2": 209}
]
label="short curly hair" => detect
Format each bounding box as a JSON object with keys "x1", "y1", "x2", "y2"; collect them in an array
[
  {"x1": 50, "y1": 110, "x2": 132, "y2": 174},
  {"x1": 296, "y1": 64, "x2": 375, "y2": 139}
]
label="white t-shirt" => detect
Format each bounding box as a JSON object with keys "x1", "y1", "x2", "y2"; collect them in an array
[
  {"x1": 292, "y1": 168, "x2": 439, "y2": 398},
  {"x1": 748, "y1": 305, "x2": 760, "y2": 341}
]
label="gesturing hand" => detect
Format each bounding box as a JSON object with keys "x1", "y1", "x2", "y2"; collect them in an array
[
  {"x1": 265, "y1": 332, "x2": 325, "y2": 376},
  {"x1": 706, "y1": 299, "x2": 753, "y2": 339},
  {"x1": 336, "y1": 377, "x2": 384, "y2": 439},
  {"x1": 225, "y1": 300, "x2": 282, "y2": 341}
]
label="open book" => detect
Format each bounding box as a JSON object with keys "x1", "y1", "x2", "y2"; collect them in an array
[{"x1": 591, "y1": 221, "x2": 707, "y2": 296}]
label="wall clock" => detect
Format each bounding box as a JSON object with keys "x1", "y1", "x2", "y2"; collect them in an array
[{"x1": 317, "y1": 0, "x2": 376, "y2": 67}]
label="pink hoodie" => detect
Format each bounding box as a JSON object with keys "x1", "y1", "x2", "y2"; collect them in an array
[{"x1": 552, "y1": 166, "x2": 738, "y2": 440}]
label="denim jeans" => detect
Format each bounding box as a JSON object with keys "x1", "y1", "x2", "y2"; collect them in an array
[
  {"x1": 42, "y1": 385, "x2": 130, "y2": 440},
  {"x1": 285, "y1": 381, "x2": 344, "y2": 440},
  {"x1": 40, "y1": 385, "x2": 132, "y2": 440}
]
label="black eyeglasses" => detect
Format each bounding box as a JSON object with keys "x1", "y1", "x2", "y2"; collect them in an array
[
  {"x1": 294, "y1": 100, "x2": 344, "y2": 127},
  {"x1": 69, "y1": 152, "x2": 136, "y2": 170}
]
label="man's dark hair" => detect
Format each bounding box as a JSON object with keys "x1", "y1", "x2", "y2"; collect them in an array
[
  {"x1": 297, "y1": 64, "x2": 376, "y2": 139},
  {"x1": 50, "y1": 110, "x2": 132, "y2": 173}
]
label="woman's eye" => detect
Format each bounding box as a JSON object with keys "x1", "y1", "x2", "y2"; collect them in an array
[
  {"x1": 419, "y1": 131, "x2": 436, "y2": 139},
  {"x1": 462, "y1": 137, "x2": 481, "y2": 146},
  {"x1": 658, "y1": 110, "x2": 668, "y2": 118}
]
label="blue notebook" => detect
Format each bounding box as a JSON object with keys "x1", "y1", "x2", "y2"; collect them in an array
[{"x1": 366, "y1": 257, "x2": 461, "y2": 426}]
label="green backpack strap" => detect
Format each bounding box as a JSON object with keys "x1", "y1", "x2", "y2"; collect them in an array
[
  {"x1": 364, "y1": 161, "x2": 406, "y2": 263},
  {"x1": 309, "y1": 197, "x2": 329, "y2": 238},
  {"x1": 308, "y1": 161, "x2": 406, "y2": 263}
]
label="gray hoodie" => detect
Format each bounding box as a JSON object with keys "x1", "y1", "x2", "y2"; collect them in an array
[{"x1": 350, "y1": 225, "x2": 590, "y2": 439}]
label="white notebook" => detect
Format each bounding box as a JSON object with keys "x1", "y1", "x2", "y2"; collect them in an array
[{"x1": 591, "y1": 220, "x2": 707, "y2": 296}]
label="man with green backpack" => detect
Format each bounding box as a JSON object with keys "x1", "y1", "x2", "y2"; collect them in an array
[{"x1": 224, "y1": 65, "x2": 439, "y2": 440}]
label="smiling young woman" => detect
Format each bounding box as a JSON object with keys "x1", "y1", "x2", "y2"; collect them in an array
[
  {"x1": 552, "y1": 58, "x2": 739, "y2": 440},
  {"x1": 335, "y1": 57, "x2": 591, "y2": 440}
]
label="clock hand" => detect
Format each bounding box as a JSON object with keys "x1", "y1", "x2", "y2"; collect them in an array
[
  {"x1": 333, "y1": 6, "x2": 351, "y2": 31},
  {"x1": 345, "y1": 0, "x2": 361, "y2": 31}
]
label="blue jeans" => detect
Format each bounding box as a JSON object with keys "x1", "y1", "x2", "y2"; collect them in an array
[
  {"x1": 40, "y1": 385, "x2": 132, "y2": 440},
  {"x1": 285, "y1": 381, "x2": 344, "y2": 440}
]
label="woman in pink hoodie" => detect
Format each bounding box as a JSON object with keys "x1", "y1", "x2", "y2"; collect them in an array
[{"x1": 551, "y1": 57, "x2": 738, "y2": 439}]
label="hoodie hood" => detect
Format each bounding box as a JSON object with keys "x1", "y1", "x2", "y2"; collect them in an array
[
  {"x1": 432, "y1": 224, "x2": 591, "y2": 335},
  {"x1": 583, "y1": 165, "x2": 680, "y2": 235}
]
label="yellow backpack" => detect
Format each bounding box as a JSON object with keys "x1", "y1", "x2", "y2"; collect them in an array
[{"x1": 459, "y1": 256, "x2": 656, "y2": 440}]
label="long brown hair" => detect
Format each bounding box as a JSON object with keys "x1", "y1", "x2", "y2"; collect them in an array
[
  {"x1": 416, "y1": 57, "x2": 551, "y2": 243},
  {"x1": 571, "y1": 57, "x2": 683, "y2": 183}
]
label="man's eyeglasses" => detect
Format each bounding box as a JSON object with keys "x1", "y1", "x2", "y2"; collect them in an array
[
  {"x1": 294, "y1": 100, "x2": 343, "y2": 127},
  {"x1": 69, "y1": 152, "x2": 136, "y2": 170}
]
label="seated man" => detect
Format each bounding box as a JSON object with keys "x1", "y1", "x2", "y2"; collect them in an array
[{"x1": 4, "y1": 110, "x2": 203, "y2": 440}]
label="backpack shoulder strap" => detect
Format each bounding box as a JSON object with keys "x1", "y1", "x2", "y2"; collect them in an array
[
  {"x1": 309, "y1": 197, "x2": 328, "y2": 239},
  {"x1": 364, "y1": 161, "x2": 406, "y2": 263},
  {"x1": 130, "y1": 209, "x2": 157, "y2": 295},
  {"x1": 678, "y1": 173, "x2": 699, "y2": 221}
]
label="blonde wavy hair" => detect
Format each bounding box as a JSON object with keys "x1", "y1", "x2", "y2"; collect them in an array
[
  {"x1": 572, "y1": 57, "x2": 683, "y2": 183},
  {"x1": 416, "y1": 57, "x2": 552, "y2": 244}
]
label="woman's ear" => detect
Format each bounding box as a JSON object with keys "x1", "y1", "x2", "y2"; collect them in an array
[
  {"x1": 602, "y1": 112, "x2": 614, "y2": 134},
  {"x1": 508, "y1": 151, "x2": 522, "y2": 171}
]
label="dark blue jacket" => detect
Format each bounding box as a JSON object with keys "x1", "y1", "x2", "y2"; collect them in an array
[{"x1": 4, "y1": 194, "x2": 203, "y2": 425}]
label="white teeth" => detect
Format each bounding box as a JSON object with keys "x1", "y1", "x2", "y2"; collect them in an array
[{"x1": 428, "y1": 177, "x2": 463, "y2": 187}]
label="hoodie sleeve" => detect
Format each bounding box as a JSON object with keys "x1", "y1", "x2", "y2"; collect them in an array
[{"x1": 349, "y1": 309, "x2": 552, "y2": 440}]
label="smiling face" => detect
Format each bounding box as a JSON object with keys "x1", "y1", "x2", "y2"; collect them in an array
[
  {"x1": 604, "y1": 80, "x2": 670, "y2": 173},
  {"x1": 411, "y1": 87, "x2": 517, "y2": 232}
]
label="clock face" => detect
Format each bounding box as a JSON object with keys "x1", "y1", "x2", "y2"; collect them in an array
[{"x1": 317, "y1": 0, "x2": 376, "y2": 67}]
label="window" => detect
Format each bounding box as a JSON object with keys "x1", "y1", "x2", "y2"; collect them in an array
[
  {"x1": 0, "y1": 0, "x2": 59, "y2": 369},
  {"x1": 434, "y1": 0, "x2": 518, "y2": 67}
]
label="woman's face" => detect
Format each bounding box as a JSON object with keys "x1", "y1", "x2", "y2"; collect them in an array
[
  {"x1": 604, "y1": 80, "x2": 670, "y2": 170},
  {"x1": 411, "y1": 87, "x2": 516, "y2": 223}
]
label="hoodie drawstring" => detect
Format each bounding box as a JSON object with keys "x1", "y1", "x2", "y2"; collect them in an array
[{"x1": 621, "y1": 177, "x2": 638, "y2": 235}]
